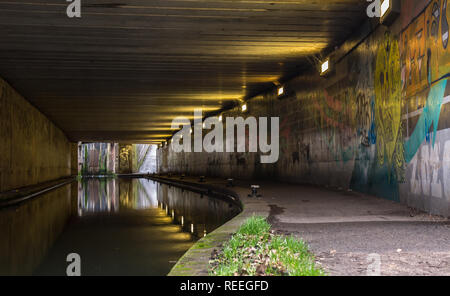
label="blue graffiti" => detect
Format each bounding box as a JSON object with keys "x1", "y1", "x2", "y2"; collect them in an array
[
  {"x1": 368, "y1": 98, "x2": 377, "y2": 145},
  {"x1": 404, "y1": 79, "x2": 447, "y2": 163}
]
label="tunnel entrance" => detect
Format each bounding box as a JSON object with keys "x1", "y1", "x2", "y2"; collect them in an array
[{"x1": 78, "y1": 143, "x2": 157, "y2": 176}]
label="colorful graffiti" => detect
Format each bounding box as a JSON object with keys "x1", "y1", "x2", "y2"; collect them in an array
[
  {"x1": 401, "y1": 0, "x2": 450, "y2": 93},
  {"x1": 356, "y1": 92, "x2": 376, "y2": 146},
  {"x1": 427, "y1": 0, "x2": 450, "y2": 82},
  {"x1": 119, "y1": 144, "x2": 133, "y2": 173},
  {"x1": 157, "y1": 0, "x2": 450, "y2": 215},
  {"x1": 409, "y1": 136, "x2": 450, "y2": 200},
  {"x1": 80, "y1": 143, "x2": 116, "y2": 175},
  {"x1": 374, "y1": 32, "x2": 405, "y2": 180},
  {"x1": 405, "y1": 79, "x2": 448, "y2": 162},
  {"x1": 400, "y1": 0, "x2": 450, "y2": 163}
]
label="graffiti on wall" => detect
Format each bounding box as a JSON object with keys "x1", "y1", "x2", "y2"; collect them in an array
[
  {"x1": 119, "y1": 144, "x2": 133, "y2": 173},
  {"x1": 405, "y1": 80, "x2": 448, "y2": 162},
  {"x1": 408, "y1": 130, "x2": 450, "y2": 201},
  {"x1": 311, "y1": 83, "x2": 358, "y2": 164},
  {"x1": 400, "y1": 0, "x2": 450, "y2": 95},
  {"x1": 400, "y1": 0, "x2": 450, "y2": 162},
  {"x1": 398, "y1": 0, "x2": 450, "y2": 213},
  {"x1": 156, "y1": 0, "x2": 450, "y2": 215},
  {"x1": 80, "y1": 143, "x2": 116, "y2": 175},
  {"x1": 374, "y1": 32, "x2": 405, "y2": 181}
]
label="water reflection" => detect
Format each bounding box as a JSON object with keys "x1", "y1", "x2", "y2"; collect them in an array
[
  {"x1": 25, "y1": 177, "x2": 240, "y2": 275},
  {"x1": 0, "y1": 178, "x2": 240, "y2": 275},
  {"x1": 77, "y1": 178, "x2": 159, "y2": 215},
  {"x1": 0, "y1": 184, "x2": 75, "y2": 275},
  {"x1": 157, "y1": 183, "x2": 241, "y2": 238}
]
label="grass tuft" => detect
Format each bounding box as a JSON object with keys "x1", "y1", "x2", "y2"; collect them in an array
[
  {"x1": 209, "y1": 215, "x2": 325, "y2": 276},
  {"x1": 237, "y1": 215, "x2": 271, "y2": 235}
]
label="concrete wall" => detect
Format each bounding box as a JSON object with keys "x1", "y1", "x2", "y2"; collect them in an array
[
  {"x1": 0, "y1": 77, "x2": 72, "y2": 191},
  {"x1": 158, "y1": 0, "x2": 450, "y2": 217},
  {"x1": 136, "y1": 144, "x2": 157, "y2": 174}
]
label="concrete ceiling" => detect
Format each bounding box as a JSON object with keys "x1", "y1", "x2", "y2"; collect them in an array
[{"x1": 0, "y1": 0, "x2": 367, "y2": 143}]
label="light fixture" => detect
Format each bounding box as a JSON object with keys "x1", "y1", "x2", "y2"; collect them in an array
[
  {"x1": 380, "y1": 0, "x2": 400, "y2": 25},
  {"x1": 381, "y1": 0, "x2": 389, "y2": 16},
  {"x1": 321, "y1": 59, "x2": 329, "y2": 74},
  {"x1": 202, "y1": 122, "x2": 206, "y2": 128},
  {"x1": 241, "y1": 104, "x2": 247, "y2": 112},
  {"x1": 190, "y1": 128, "x2": 193, "y2": 134},
  {"x1": 277, "y1": 86, "x2": 284, "y2": 96},
  {"x1": 218, "y1": 115, "x2": 223, "y2": 122},
  {"x1": 191, "y1": 223, "x2": 194, "y2": 233},
  {"x1": 320, "y1": 58, "x2": 334, "y2": 77}
]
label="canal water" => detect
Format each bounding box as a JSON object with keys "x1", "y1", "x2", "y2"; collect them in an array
[{"x1": 0, "y1": 178, "x2": 240, "y2": 276}]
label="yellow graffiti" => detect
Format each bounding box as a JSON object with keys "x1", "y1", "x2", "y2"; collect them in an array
[
  {"x1": 401, "y1": 0, "x2": 450, "y2": 97},
  {"x1": 374, "y1": 32, "x2": 404, "y2": 176},
  {"x1": 427, "y1": 0, "x2": 450, "y2": 83},
  {"x1": 119, "y1": 144, "x2": 133, "y2": 171}
]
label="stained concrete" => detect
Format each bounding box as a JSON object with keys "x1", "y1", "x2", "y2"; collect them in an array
[{"x1": 0, "y1": 78, "x2": 73, "y2": 192}]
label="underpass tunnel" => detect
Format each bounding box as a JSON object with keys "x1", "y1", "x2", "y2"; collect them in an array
[{"x1": 1, "y1": 0, "x2": 450, "y2": 276}]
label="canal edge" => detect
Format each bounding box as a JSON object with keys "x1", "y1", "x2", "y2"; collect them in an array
[{"x1": 148, "y1": 176, "x2": 271, "y2": 276}]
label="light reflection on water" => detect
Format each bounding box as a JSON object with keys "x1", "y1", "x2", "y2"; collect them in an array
[{"x1": 25, "y1": 177, "x2": 241, "y2": 276}]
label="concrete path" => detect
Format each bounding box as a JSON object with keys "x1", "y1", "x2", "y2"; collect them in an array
[
  {"x1": 251, "y1": 181, "x2": 450, "y2": 276},
  {"x1": 156, "y1": 175, "x2": 450, "y2": 276}
]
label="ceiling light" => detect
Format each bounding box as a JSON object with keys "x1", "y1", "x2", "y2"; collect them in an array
[
  {"x1": 321, "y1": 59, "x2": 329, "y2": 74},
  {"x1": 242, "y1": 104, "x2": 247, "y2": 112},
  {"x1": 278, "y1": 86, "x2": 284, "y2": 96},
  {"x1": 380, "y1": 0, "x2": 401, "y2": 25},
  {"x1": 218, "y1": 115, "x2": 223, "y2": 122},
  {"x1": 380, "y1": 0, "x2": 389, "y2": 17},
  {"x1": 320, "y1": 58, "x2": 334, "y2": 77}
]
